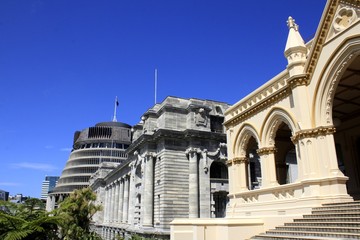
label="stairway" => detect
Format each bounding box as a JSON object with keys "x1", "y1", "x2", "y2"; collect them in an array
[{"x1": 251, "y1": 201, "x2": 360, "y2": 239}]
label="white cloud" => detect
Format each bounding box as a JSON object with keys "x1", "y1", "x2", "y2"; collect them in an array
[
  {"x1": 45, "y1": 145, "x2": 54, "y2": 149},
  {"x1": 60, "y1": 147, "x2": 72, "y2": 152},
  {"x1": 11, "y1": 162, "x2": 57, "y2": 172},
  {"x1": 0, "y1": 182, "x2": 20, "y2": 187}
]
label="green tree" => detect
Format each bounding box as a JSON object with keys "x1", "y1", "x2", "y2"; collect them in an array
[
  {"x1": 0, "y1": 198, "x2": 61, "y2": 240},
  {"x1": 55, "y1": 187, "x2": 102, "y2": 240}
]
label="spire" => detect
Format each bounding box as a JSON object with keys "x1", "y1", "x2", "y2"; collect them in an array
[{"x1": 284, "y1": 16, "x2": 307, "y2": 77}]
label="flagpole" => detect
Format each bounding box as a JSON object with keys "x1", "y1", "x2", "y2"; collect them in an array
[
  {"x1": 112, "y1": 96, "x2": 118, "y2": 122},
  {"x1": 155, "y1": 68, "x2": 157, "y2": 105}
]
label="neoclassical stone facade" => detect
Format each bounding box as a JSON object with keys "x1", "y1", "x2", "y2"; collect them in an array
[
  {"x1": 171, "y1": 0, "x2": 360, "y2": 239},
  {"x1": 90, "y1": 97, "x2": 230, "y2": 239}
]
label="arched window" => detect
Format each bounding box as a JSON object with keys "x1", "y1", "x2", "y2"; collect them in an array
[{"x1": 210, "y1": 161, "x2": 228, "y2": 179}]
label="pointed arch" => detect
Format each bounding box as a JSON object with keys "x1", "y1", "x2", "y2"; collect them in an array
[
  {"x1": 233, "y1": 123, "x2": 260, "y2": 157},
  {"x1": 260, "y1": 107, "x2": 297, "y2": 147},
  {"x1": 313, "y1": 36, "x2": 360, "y2": 126}
]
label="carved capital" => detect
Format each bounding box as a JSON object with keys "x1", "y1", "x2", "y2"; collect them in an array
[
  {"x1": 144, "y1": 152, "x2": 156, "y2": 160},
  {"x1": 257, "y1": 147, "x2": 277, "y2": 156},
  {"x1": 291, "y1": 126, "x2": 336, "y2": 143},
  {"x1": 226, "y1": 159, "x2": 233, "y2": 166},
  {"x1": 185, "y1": 147, "x2": 201, "y2": 156},
  {"x1": 232, "y1": 157, "x2": 249, "y2": 165}
]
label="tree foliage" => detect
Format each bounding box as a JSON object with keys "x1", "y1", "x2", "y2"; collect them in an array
[
  {"x1": 54, "y1": 187, "x2": 102, "y2": 240},
  {"x1": 0, "y1": 188, "x2": 102, "y2": 240},
  {"x1": 0, "y1": 198, "x2": 61, "y2": 240}
]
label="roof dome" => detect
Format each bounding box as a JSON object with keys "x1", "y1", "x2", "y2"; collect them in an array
[{"x1": 95, "y1": 121, "x2": 132, "y2": 128}]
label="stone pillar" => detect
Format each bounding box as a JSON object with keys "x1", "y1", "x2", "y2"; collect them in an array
[
  {"x1": 143, "y1": 153, "x2": 154, "y2": 227},
  {"x1": 122, "y1": 176, "x2": 129, "y2": 223},
  {"x1": 104, "y1": 187, "x2": 109, "y2": 223},
  {"x1": 199, "y1": 150, "x2": 210, "y2": 218},
  {"x1": 118, "y1": 179, "x2": 124, "y2": 223},
  {"x1": 113, "y1": 181, "x2": 119, "y2": 223},
  {"x1": 187, "y1": 148, "x2": 199, "y2": 218},
  {"x1": 226, "y1": 159, "x2": 239, "y2": 194},
  {"x1": 257, "y1": 147, "x2": 278, "y2": 187},
  {"x1": 110, "y1": 183, "x2": 115, "y2": 222},
  {"x1": 127, "y1": 170, "x2": 135, "y2": 225},
  {"x1": 233, "y1": 157, "x2": 249, "y2": 191}
]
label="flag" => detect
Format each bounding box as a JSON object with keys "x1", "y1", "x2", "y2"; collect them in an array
[{"x1": 116, "y1": 97, "x2": 119, "y2": 107}]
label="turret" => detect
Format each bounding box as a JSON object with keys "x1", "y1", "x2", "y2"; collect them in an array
[{"x1": 284, "y1": 16, "x2": 307, "y2": 77}]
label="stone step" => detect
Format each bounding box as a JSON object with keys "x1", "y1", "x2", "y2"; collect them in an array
[
  {"x1": 303, "y1": 213, "x2": 360, "y2": 218},
  {"x1": 294, "y1": 217, "x2": 360, "y2": 222},
  {"x1": 275, "y1": 225, "x2": 360, "y2": 233},
  {"x1": 262, "y1": 229, "x2": 360, "y2": 239},
  {"x1": 285, "y1": 221, "x2": 360, "y2": 228},
  {"x1": 251, "y1": 234, "x2": 348, "y2": 239},
  {"x1": 322, "y1": 201, "x2": 360, "y2": 206},
  {"x1": 311, "y1": 209, "x2": 360, "y2": 215},
  {"x1": 314, "y1": 204, "x2": 360, "y2": 211}
]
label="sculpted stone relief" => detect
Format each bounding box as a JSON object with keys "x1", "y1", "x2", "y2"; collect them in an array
[
  {"x1": 195, "y1": 108, "x2": 208, "y2": 127},
  {"x1": 333, "y1": 6, "x2": 357, "y2": 33}
]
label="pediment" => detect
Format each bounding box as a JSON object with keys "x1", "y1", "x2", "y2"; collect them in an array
[{"x1": 305, "y1": 0, "x2": 360, "y2": 79}]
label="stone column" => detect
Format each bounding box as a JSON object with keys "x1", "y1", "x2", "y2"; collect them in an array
[
  {"x1": 199, "y1": 150, "x2": 210, "y2": 218},
  {"x1": 227, "y1": 159, "x2": 239, "y2": 194},
  {"x1": 187, "y1": 148, "x2": 199, "y2": 218},
  {"x1": 118, "y1": 179, "x2": 124, "y2": 223},
  {"x1": 257, "y1": 147, "x2": 278, "y2": 187},
  {"x1": 104, "y1": 187, "x2": 109, "y2": 223},
  {"x1": 233, "y1": 157, "x2": 249, "y2": 191},
  {"x1": 113, "y1": 181, "x2": 119, "y2": 223},
  {"x1": 143, "y1": 153, "x2": 154, "y2": 227},
  {"x1": 110, "y1": 183, "x2": 115, "y2": 222},
  {"x1": 122, "y1": 176, "x2": 129, "y2": 223}
]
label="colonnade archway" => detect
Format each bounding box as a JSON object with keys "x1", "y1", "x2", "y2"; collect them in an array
[
  {"x1": 274, "y1": 123, "x2": 297, "y2": 185},
  {"x1": 332, "y1": 54, "x2": 360, "y2": 199}
]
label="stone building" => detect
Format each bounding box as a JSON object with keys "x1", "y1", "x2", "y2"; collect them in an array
[
  {"x1": 46, "y1": 121, "x2": 131, "y2": 211},
  {"x1": 90, "y1": 96, "x2": 230, "y2": 239},
  {"x1": 171, "y1": 0, "x2": 360, "y2": 239}
]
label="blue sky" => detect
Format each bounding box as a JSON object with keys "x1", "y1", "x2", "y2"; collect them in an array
[{"x1": 0, "y1": 0, "x2": 326, "y2": 198}]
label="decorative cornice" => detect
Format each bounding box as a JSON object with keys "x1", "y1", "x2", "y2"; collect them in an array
[
  {"x1": 291, "y1": 126, "x2": 336, "y2": 143},
  {"x1": 257, "y1": 147, "x2": 277, "y2": 156},
  {"x1": 287, "y1": 74, "x2": 309, "y2": 89},
  {"x1": 224, "y1": 87, "x2": 291, "y2": 128},
  {"x1": 306, "y1": 0, "x2": 339, "y2": 80}
]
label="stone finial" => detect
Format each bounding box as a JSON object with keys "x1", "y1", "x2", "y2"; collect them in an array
[{"x1": 287, "y1": 16, "x2": 298, "y2": 31}]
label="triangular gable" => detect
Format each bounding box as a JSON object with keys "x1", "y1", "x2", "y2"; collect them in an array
[{"x1": 305, "y1": 0, "x2": 360, "y2": 80}]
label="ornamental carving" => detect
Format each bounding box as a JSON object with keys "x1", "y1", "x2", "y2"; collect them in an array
[
  {"x1": 325, "y1": 53, "x2": 356, "y2": 124},
  {"x1": 232, "y1": 157, "x2": 249, "y2": 165},
  {"x1": 224, "y1": 87, "x2": 291, "y2": 128},
  {"x1": 195, "y1": 108, "x2": 207, "y2": 127},
  {"x1": 291, "y1": 126, "x2": 336, "y2": 143},
  {"x1": 239, "y1": 133, "x2": 249, "y2": 156},
  {"x1": 269, "y1": 120, "x2": 279, "y2": 146},
  {"x1": 287, "y1": 74, "x2": 309, "y2": 89},
  {"x1": 257, "y1": 147, "x2": 277, "y2": 156},
  {"x1": 333, "y1": 6, "x2": 357, "y2": 33}
]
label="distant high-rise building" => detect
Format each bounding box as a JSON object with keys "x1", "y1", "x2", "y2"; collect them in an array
[
  {"x1": 0, "y1": 189, "x2": 9, "y2": 201},
  {"x1": 41, "y1": 176, "x2": 59, "y2": 200}
]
